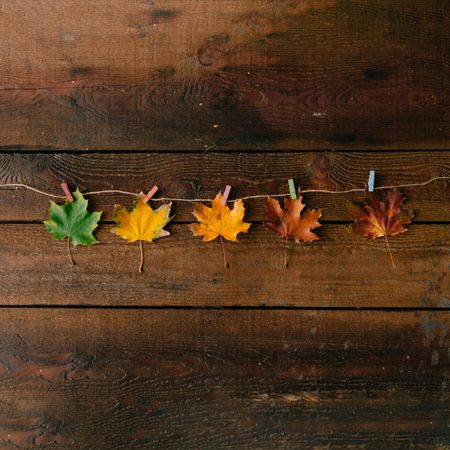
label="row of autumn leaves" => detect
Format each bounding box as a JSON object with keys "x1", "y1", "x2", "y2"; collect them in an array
[{"x1": 44, "y1": 188, "x2": 413, "y2": 272}]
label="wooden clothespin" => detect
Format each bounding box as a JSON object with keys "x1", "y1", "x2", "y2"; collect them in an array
[
  {"x1": 60, "y1": 182, "x2": 74, "y2": 202},
  {"x1": 368, "y1": 170, "x2": 376, "y2": 192},
  {"x1": 142, "y1": 185, "x2": 159, "y2": 204},
  {"x1": 221, "y1": 185, "x2": 231, "y2": 205},
  {"x1": 288, "y1": 179, "x2": 297, "y2": 199}
]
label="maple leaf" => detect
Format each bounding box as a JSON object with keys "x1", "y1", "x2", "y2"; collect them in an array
[
  {"x1": 347, "y1": 190, "x2": 414, "y2": 269},
  {"x1": 189, "y1": 192, "x2": 251, "y2": 268},
  {"x1": 266, "y1": 194, "x2": 322, "y2": 268},
  {"x1": 44, "y1": 189, "x2": 102, "y2": 265},
  {"x1": 112, "y1": 194, "x2": 172, "y2": 273}
]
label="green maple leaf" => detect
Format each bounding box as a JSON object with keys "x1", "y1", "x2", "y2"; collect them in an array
[{"x1": 44, "y1": 189, "x2": 102, "y2": 265}]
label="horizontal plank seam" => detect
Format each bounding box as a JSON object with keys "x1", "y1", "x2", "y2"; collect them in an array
[
  {"x1": 0, "y1": 86, "x2": 143, "y2": 92},
  {"x1": 1, "y1": 148, "x2": 450, "y2": 155},
  {"x1": 1, "y1": 220, "x2": 449, "y2": 225},
  {"x1": 0, "y1": 305, "x2": 448, "y2": 312}
]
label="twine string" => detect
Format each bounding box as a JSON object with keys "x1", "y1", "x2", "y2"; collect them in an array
[{"x1": 0, "y1": 175, "x2": 447, "y2": 202}]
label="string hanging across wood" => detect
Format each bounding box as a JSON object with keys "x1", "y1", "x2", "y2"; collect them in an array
[
  {"x1": 0, "y1": 175, "x2": 447, "y2": 272},
  {"x1": 0, "y1": 175, "x2": 447, "y2": 201}
]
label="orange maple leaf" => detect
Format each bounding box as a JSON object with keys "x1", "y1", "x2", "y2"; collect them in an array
[
  {"x1": 347, "y1": 190, "x2": 413, "y2": 269},
  {"x1": 266, "y1": 195, "x2": 323, "y2": 267},
  {"x1": 189, "y1": 192, "x2": 251, "y2": 267}
]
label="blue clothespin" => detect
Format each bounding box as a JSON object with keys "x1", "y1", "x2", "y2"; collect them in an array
[{"x1": 368, "y1": 170, "x2": 375, "y2": 192}]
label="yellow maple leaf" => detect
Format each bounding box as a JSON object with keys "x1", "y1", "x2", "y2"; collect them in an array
[
  {"x1": 112, "y1": 194, "x2": 172, "y2": 272},
  {"x1": 189, "y1": 192, "x2": 251, "y2": 267}
]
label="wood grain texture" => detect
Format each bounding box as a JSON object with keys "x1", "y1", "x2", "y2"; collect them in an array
[
  {"x1": 0, "y1": 309, "x2": 448, "y2": 449},
  {"x1": 0, "y1": 224, "x2": 447, "y2": 307},
  {"x1": 0, "y1": 151, "x2": 448, "y2": 222},
  {"x1": 1, "y1": 0, "x2": 449, "y2": 445},
  {"x1": 0, "y1": 0, "x2": 449, "y2": 150}
]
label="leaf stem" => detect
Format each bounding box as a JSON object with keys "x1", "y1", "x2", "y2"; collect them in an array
[
  {"x1": 220, "y1": 236, "x2": 228, "y2": 269},
  {"x1": 67, "y1": 237, "x2": 74, "y2": 266},
  {"x1": 384, "y1": 235, "x2": 395, "y2": 270},
  {"x1": 139, "y1": 240, "x2": 144, "y2": 273},
  {"x1": 284, "y1": 236, "x2": 288, "y2": 269}
]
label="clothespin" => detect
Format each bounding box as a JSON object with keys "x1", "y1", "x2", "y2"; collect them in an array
[
  {"x1": 60, "y1": 182, "x2": 74, "y2": 202},
  {"x1": 221, "y1": 185, "x2": 231, "y2": 205},
  {"x1": 368, "y1": 170, "x2": 376, "y2": 192},
  {"x1": 142, "y1": 185, "x2": 159, "y2": 204},
  {"x1": 288, "y1": 179, "x2": 297, "y2": 200}
]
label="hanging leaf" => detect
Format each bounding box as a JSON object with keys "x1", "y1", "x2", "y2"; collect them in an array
[
  {"x1": 347, "y1": 190, "x2": 413, "y2": 269},
  {"x1": 266, "y1": 194, "x2": 322, "y2": 268},
  {"x1": 189, "y1": 192, "x2": 251, "y2": 268},
  {"x1": 112, "y1": 194, "x2": 172, "y2": 273},
  {"x1": 44, "y1": 189, "x2": 102, "y2": 265}
]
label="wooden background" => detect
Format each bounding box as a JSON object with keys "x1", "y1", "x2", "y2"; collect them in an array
[{"x1": 0, "y1": 0, "x2": 449, "y2": 448}]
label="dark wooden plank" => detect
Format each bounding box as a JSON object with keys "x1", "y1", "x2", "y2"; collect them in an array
[
  {"x1": 0, "y1": 0, "x2": 449, "y2": 150},
  {"x1": 0, "y1": 223, "x2": 447, "y2": 307},
  {"x1": 0, "y1": 309, "x2": 448, "y2": 448},
  {"x1": 0, "y1": 0, "x2": 276, "y2": 87},
  {"x1": 0, "y1": 152, "x2": 448, "y2": 222}
]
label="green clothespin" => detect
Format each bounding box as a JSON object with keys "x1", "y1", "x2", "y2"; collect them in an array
[{"x1": 288, "y1": 179, "x2": 297, "y2": 200}]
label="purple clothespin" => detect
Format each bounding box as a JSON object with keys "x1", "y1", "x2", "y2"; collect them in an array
[{"x1": 221, "y1": 185, "x2": 231, "y2": 205}]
